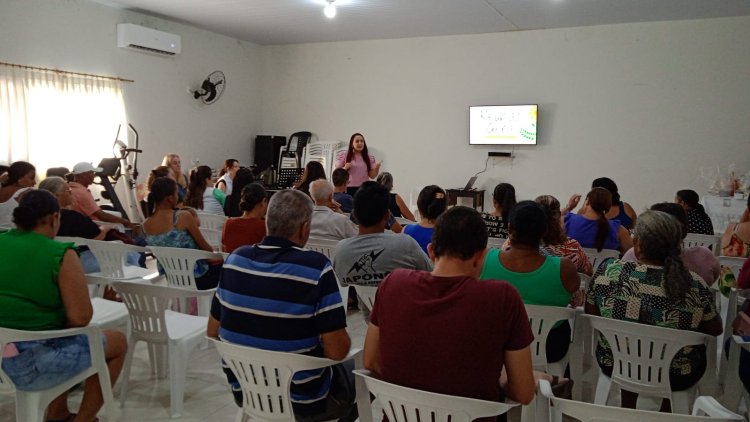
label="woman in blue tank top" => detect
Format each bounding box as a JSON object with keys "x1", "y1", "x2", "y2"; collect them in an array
[
  {"x1": 565, "y1": 188, "x2": 633, "y2": 253},
  {"x1": 592, "y1": 177, "x2": 637, "y2": 230}
]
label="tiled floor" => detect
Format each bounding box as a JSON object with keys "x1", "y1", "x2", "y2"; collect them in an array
[{"x1": 0, "y1": 310, "x2": 370, "y2": 422}]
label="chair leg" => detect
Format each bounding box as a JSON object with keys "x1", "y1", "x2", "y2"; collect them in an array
[
  {"x1": 119, "y1": 339, "x2": 138, "y2": 408},
  {"x1": 15, "y1": 393, "x2": 46, "y2": 422},
  {"x1": 671, "y1": 390, "x2": 694, "y2": 415},
  {"x1": 168, "y1": 340, "x2": 193, "y2": 418},
  {"x1": 594, "y1": 372, "x2": 612, "y2": 405}
]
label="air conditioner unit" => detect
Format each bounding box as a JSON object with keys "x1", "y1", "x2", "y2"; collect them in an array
[{"x1": 117, "y1": 23, "x2": 181, "y2": 56}]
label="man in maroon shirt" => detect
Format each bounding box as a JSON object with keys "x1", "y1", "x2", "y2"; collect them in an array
[{"x1": 363, "y1": 206, "x2": 536, "y2": 405}]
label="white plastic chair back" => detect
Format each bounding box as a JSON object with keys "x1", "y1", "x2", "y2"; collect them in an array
[
  {"x1": 148, "y1": 245, "x2": 220, "y2": 290},
  {"x1": 196, "y1": 211, "x2": 227, "y2": 231},
  {"x1": 303, "y1": 141, "x2": 340, "y2": 176},
  {"x1": 525, "y1": 305, "x2": 580, "y2": 375},
  {"x1": 719, "y1": 256, "x2": 745, "y2": 278},
  {"x1": 584, "y1": 315, "x2": 713, "y2": 413},
  {"x1": 333, "y1": 148, "x2": 348, "y2": 176},
  {"x1": 539, "y1": 379, "x2": 742, "y2": 422},
  {"x1": 305, "y1": 237, "x2": 340, "y2": 259},
  {"x1": 211, "y1": 339, "x2": 362, "y2": 422},
  {"x1": 353, "y1": 369, "x2": 516, "y2": 422},
  {"x1": 354, "y1": 285, "x2": 378, "y2": 312},
  {"x1": 86, "y1": 239, "x2": 149, "y2": 279},
  {"x1": 486, "y1": 237, "x2": 506, "y2": 250},
  {"x1": 113, "y1": 281, "x2": 174, "y2": 345},
  {"x1": 684, "y1": 234, "x2": 721, "y2": 256},
  {"x1": 199, "y1": 227, "x2": 223, "y2": 252},
  {"x1": 0, "y1": 326, "x2": 116, "y2": 422},
  {"x1": 582, "y1": 248, "x2": 620, "y2": 272},
  {"x1": 55, "y1": 236, "x2": 91, "y2": 246}
]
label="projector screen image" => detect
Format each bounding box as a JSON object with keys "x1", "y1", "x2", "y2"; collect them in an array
[{"x1": 469, "y1": 105, "x2": 537, "y2": 145}]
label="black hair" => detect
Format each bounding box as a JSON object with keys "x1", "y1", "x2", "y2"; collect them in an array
[
  {"x1": 508, "y1": 200, "x2": 548, "y2": 248},
  {"x1": 432, "y1": 206, "x2": 488, "y2": 260},
  {"x1": 332, "y1": 168, "x2": 349, "y2": 187},
  {"x1": 239, "y1": 182, "x2": 268, "y2": 212},
  {"x1": 675, "y1": 189, "x2": 708, "y2": 217},
  {"x1": 417, "y1": 185, "x2": 447, "y2": 221},
  {"x1": 184, "y1": 165, "x2": 212, "y2": 209},
  {"x1": 297, "y1": 161, "x2": 327, "y2": 196},
  {"x1": 147, "y1": 177, "x2": 177, "y2": 215},
  {"x1": 0, "y1": 165, "x2": 9, "y2": 174},
  {"x1": 587, "y1": 187, "x2": 613, "y2": 252},
  {"x1": 2, "y1": 161, "x2": 35, "y2": 187},
  {"x1": 353, "y1": 181, "x2": 389, "y2": 227},
  {"x1": 650, "y1": 202, "x2": 688, "y2": 240},
  {"x1": 218, "y1": 158, "x2": 238, "y2": 177},
  {"x1": 225, "y1": 168, "x2": 256, "y2": 217},
  {"x1": 13, "y1": 189, "x2": 59, "y2": 231},
  {"x1": 592, "y1": 177, "x2": 621, "y2": 205},
  {"x1": 492, "y1": 183, "x2": 516, "y2": 223}
]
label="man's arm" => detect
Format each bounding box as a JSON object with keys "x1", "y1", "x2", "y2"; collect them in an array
[
  {"x1": 92, "y1": 209, "x2": 134, "y2": 229},
  {"x1": 320, "y1": 328, "x2": 351, "y2": 361},
  {"x1": 207, "y1": 315, "x2": 220, "y2": 338},
  {"x1": 502, "y1": 346, "x2": 535, "y2": 405},
  {"x1": 363, "y1": 322, "x2": 381, "y2": 376}
]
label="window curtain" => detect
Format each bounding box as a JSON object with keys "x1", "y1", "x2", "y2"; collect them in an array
[{"x1": 0, "y1": 66, "x2": 127, "y2": 174}]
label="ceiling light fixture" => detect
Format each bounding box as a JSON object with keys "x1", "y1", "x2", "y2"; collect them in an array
[{"x1": 324, "y1": 0, "x2": 337, "y2": 19}]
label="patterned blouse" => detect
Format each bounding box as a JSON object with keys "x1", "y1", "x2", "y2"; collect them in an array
[
  {"x1": 144, "y1": 210, "x2": 208, "y2": 277},
  {"x1": 481, "y1": 213, "x2": 508, "y2": 238},
  {"x1": 542, "y1": 238, "x2": 593, "y2": 275},
  {"x1": 686, "y1": 208, "x2": 714, "y2": 235},
  {"x1": 586, "y1": 259, "x2": 717, "y2": 376}
]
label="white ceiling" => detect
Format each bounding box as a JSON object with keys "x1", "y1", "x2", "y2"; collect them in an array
[{"x1": 100, "y1": 0, "x2": 750, "y2": 45}]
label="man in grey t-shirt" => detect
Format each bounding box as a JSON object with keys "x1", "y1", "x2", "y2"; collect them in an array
[{"x1": 333, "y1": 182, "x2": 432, "y2": 286}]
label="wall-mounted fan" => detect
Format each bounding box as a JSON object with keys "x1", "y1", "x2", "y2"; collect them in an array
[{"x1": 191, "y1": 70, "x2": 225, "y2": 105}]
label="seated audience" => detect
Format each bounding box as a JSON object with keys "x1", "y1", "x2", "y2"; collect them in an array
[
  {"x1": 622, "y1": 203, "x2": 720, "y2": 286},
  {"x1": 332, "y1": 168, "x2": 354, "y2": 213},
  {"x1": 481, "y1": 201, "x2": 579, "y2": 364},
  {"x1": 184, "y1": 165, "x2": 225, "y2": 215},
  {"x1": 676, "y1": 189, "x2": 714, "y2": 235},
  {"x1": 481, "y1": 182, "x2": 516, "y2": 238},
  {"x1": 162, "y1": 153, "x2": 189, "y2": 199},
  {"x1": 222, "y1": 183, "x2": 268, "y2": 253},
  {"x1": 0, "y1": 161, "x2": 36, "y2": 231},
  {"x1": 144, "y1": 177, "x2": 221, "y2": 290},
  {"x1": 364, "y1": 206, "x2": 536, "y2": 405},
  {"x1": 208, "y1": 190, "x2": 356, "y2": 421},
  {"x1": 403, "y1": 185, "x2": 447, "y2": 255},
  {"x1": 721, "y1": 196, "x2": 750, "y2": 257},
  {"x1": 592, "y1": 177, "x2": 637, "y2": 230},
  {"x1": 565, "y1": 187, "x2": 632, "y2": 253},
  {"x1": 535, "y1": 195, "x2": 593, "y2": 275},
  {"x1": 69, "y1": 162, "x2": 136, "y2": 230},
  {"x1": 586, "y1": 210, "x2": 722, "y2": 410},
  {"x1": 333, "y1": 182, "x2": 431, "y2": 287},
  {"x1": 215, "y1": 158, "x2": 239, "y2": 195},
  {"x1": 0, "y1": 190, "x2": 126, "y2": 422},
  {"x1": 223, "y1": 167, "x2": 255, "y2": 217},
  {"x1": 375, "y1": 172, "x2": 415, "y2": 221},
  {"x1": 294, "y1": 161, "x2": 327, "y2": 197},
  {"x1": 309, "y1": 180, "x2": 358, "y2": 241}
]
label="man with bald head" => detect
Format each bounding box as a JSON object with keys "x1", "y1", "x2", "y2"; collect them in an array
[{"x1": 309, "y1": 179, "x2": 358, "y2": 241}]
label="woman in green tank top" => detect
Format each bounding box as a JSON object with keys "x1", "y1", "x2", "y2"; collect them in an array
[
  {"x1": 0, "y1": 190, "x2": 127, "y2": 422},
  {"x1": 479, "y1": 201, "x2": 580, "y2": 363}
]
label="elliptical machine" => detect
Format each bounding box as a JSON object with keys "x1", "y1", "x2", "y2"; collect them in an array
[{"x1": 95, "y1": 124, "x2": 144, "y2": 224}]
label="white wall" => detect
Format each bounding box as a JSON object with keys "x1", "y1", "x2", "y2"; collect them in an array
[
  {"x1": 260, "y1": 17, "x2": 750, "y2": 211},
  {"x1": 0, "y1": 0, "x2": 263, "y2": 174}
]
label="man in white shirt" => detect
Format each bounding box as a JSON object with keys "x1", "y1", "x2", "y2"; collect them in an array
[{"x1": 309, "y1": 179, "x2": 358, "y2": 241}]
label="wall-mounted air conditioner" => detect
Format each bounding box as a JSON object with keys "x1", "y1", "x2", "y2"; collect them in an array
[{"x1": 117, "y1": 23, "x2": 181, "y2": 56}]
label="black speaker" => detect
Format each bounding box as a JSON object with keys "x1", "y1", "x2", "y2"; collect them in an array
[{"x1": 254, "y1": 135, "x2": 286, "y2": 172}]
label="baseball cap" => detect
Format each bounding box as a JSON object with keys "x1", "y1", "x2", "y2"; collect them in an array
[{"x1": 72, "y1": 162, "x2": 103, "y2": 174}]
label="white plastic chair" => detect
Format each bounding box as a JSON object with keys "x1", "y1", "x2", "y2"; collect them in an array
[
  {"x1": 211, "y1": 339, "x2": 368, "y2": 422},
  {"x1": 583, "y1": 248, "x2": 620, "y2": 272},
  {"x1": 199, "y1": 226, "x2": 223, "y2": 252},
  {"x1": 85, "y1": 239, "x2": 156, "y2": 283},
  {"x1": 353, "y1": 285, "x2": 378, "y2": 312},
  {"x1": 353, "y1": 369, "x2": 517, "y2": 422},
  {"x1": 0, "y1": 325, "x2": 116, "y2": 422},
  {"x1": 305, "y1": 237, "x2": 340, "y2": 259},
  {"x1": 539, "y1": 379, "x2": 742, "y2": 422},
  {"x1": 584, "y1": 315, "x2": 716, "y2": 414},
  {"x1": 525, "y1": 305, "x2": 581, "y2": 377},
  {"x1": 486, "y1": 237, "x2": 506, "y2": 250},
  {"x1": 719, "y1": 257, "x2": 746, "y2": 279},
  {"x1": 579, "y1": 272, "x2": 592, "y2": 291},
  {"x1": 685, "y1": 234, "x2": 721, "y2": 256},
  {"x1": 147, "y1": 245, "x2": 223, "y2": 316},
  {"x1": 112, "y1": 281, "x2": 211, "y2": 418},
  {"x1": 196, "y1": 211, "x2": 227, "y2": 231}
]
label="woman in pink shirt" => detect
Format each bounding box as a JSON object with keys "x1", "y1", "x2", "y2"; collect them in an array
[{"x1": 335, "y1": 133, "x2": 381, "y2": 196}]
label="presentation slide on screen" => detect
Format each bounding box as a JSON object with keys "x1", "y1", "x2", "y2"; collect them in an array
[{"x1": 469, "y1": 105, "x2": 537, "y2": 145}]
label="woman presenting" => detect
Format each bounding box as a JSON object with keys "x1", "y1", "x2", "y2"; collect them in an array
[{"x1": 335, "y1": 133, "x2": 382, "y2": 196}]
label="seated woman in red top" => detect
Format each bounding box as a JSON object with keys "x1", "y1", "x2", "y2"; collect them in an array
[{"x1": 222, "y1": 183, "x2": 268, "y2": 253}]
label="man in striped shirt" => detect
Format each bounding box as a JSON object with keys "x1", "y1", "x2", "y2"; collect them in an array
[{"x1": 208, "y1": 189, "x2": 355, "y2": 421}]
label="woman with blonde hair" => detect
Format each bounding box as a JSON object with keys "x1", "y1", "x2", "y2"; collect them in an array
[{"x1": 161, "y1": 153, "x2": 189, "y2": 199}]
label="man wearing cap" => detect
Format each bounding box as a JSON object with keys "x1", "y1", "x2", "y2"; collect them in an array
[{"x1": 69, "y1": 162, "x2": 135, "y2": 229}]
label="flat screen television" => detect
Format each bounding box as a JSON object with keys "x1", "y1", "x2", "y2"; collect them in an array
[{"x1": 469, "y1": 104, "x2": 538, "y2": 145}]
